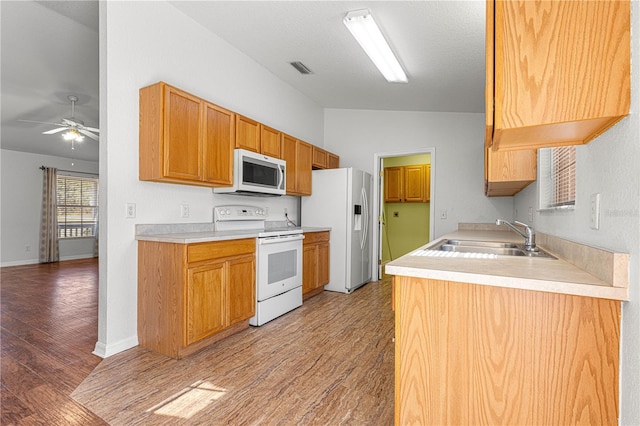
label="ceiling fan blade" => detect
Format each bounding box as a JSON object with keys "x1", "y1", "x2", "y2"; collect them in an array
[
  {"x1": 78, "y1": 129, "x2": 99, "y2": 141},
  {"x1": 62, "y1": 118, "x2": 84, "y2": 126},
  {"x1": 43, "y1": 127, "x2": 68, "y2": 135},
  {"x1": 83, "y1": 126, "x2": 100, "y2": 133},
  {"x1": 19, "y1": 119, "x2": 65, "y2": 127}
]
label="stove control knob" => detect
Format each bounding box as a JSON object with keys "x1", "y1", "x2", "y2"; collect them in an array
[{"x1": 225, "y1": 209, "x2": 231, "y2": 215}]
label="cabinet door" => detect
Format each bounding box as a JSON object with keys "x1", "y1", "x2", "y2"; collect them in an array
[
  {"x1": 328, "y1": 153, "x2": 340, "y2": 169},
  {"x1": 491, "y1": 0, "x2": 630, "y2": 150},
  {"x1": 485, "y1": 147, "x2": 536, "y2": 197},
  {"x1": 228, "y1": 255, "x2": 255, "y2": 325},
  {"x1": 404, "y1": 165, "x2": 425, "y2": 202},
  {"x1": 384, "y1": 167, "x2": 403, "y2": 202},
  {"x1": 425, "y1": 164, "x2": 431, "y2": 202},
  {"x1": 186, "y1": 262, "x2": 226, "y2": 345},
  {"x1": 163, "y1": 86, "x2": 203, "y2": 181},
  {"x1": 317, "y1": 242, "x2": 330, "y2": 286},
  {"x1": 281, "y1": 134, "x2": 298, "y2": 194},
  {"x1": 302, "y1": 244, "x2": 317, "y2": 295},
  {"x1": 260, "y1": 125, "x2": 281, "y2": 158},
  {"x1": 236, "y1": 115, "x2": 260, "y2": 152},
  {"x1": 202, "y1": 102, "x2": 234, "y2": 186},
  {"x1": 296, "y1": 141, "x2": 313, "y2": 196},
  {"x1": 312, "y1": 146, "x2": 328, "y2": 169}
]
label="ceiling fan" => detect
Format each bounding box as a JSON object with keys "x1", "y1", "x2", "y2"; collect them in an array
[{"x1": 21, "y1": 95, "x2": 100, "y2": 146}]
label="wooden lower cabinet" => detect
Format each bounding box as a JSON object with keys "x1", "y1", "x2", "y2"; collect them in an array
[
  {"x1": 394, "y1": 276, "x2": 620, "y2": 425},
  {"x1": 302, "y1": 231, "x2": 330, "y2": 300},
  {"x1": 138, "y1": 238, "x2": 255, "y2": 359}
]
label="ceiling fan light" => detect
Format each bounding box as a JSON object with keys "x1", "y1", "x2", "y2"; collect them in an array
[
  {"x1": 343, "y1": 9, "x2": 408, "y2": 83},
  {"x1": 63, "y1": 128, "x2": 84, "y2": 142}
]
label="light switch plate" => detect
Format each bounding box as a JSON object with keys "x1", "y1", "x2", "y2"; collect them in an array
[{"x1": 590, "y1": 193, "x2": 600, "y2": 230}]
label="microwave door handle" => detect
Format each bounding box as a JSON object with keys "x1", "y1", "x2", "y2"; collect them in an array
[{"x1": 278, "y1": 165, "x2": 285, "y2": 190}]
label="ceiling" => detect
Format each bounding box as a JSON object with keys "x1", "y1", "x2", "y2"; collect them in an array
[{"x1": 1, "y1": 1, "x2": 486, "y2": 163}]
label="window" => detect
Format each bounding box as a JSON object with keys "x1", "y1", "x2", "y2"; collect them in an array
[
  {"x1": 538, "y1": 146, "x2": 576, "y2": 210},
  {"x1": 56, "y1": 175, "x2": 99, "y2": 238}
]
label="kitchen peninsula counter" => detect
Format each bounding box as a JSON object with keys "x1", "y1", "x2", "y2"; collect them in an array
[
  {"x1": 390, "y1": 224, "x2": 626, "y2": 425},
  {"x1": 385, "y1": 226, "x2": 629, "y2": 301}
]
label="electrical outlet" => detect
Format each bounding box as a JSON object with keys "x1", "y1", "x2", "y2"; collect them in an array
[
  {"x1": 126, "y1": 203, "x2": 136, "y2": 218},
  {"x1": 528, "y1": 207, "x2": 533, "y2": 222},
  {"x1": 25, "y1": 244, "x2": 31, "y2": 252},
  {"x1": 590, "y1": 193, "x2": 600, "y2": 230},
  {"x1": 439, "y1": 209, "x2": 447, "y2": 220},
  {"x1": 181, "y1": 204, "x2": 190, "y2": 218}
]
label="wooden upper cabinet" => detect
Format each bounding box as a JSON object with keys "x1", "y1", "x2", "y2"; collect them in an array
[
  {"x1": 260, "y1": 125, "x2": 281, "y2": 158},
  {"x1": 328, "y1": 153, "x2": 340, "y2": 169},
  {"x1": 404, "y1": 165, "x2": 426, "y2": 202},
  {"x1": 487, "y1": 0, "x2": 630, "y2": 151},
  {"x1": 296, "y1": 140, "x2": 313, "y2": 196},
  {"x1": 281, "y1": 134, "x2": 312, "y2": 196},
  {"x1": 313, "y1": 147, "x2": 340, "y2": 170},
  {"x1": 312, "y1": 146, "x2": 328, "y2": 169},
  {"x1": 485, "y1": 147, "x2": 537, "y2": 197},
  {"x1": 385, "y1": 165, "x2": 430, "y2": 203},
  {"x1": 424, "y1": 164, "x2": 431, "y2": 202},
  {"x1": 281, "y1": 134, "x2": 298, "y2": 194},
  {"x1": 235, "y1": 115, "x2": 260, "y2": 152},
  {"x1": 139, "y1": 82, "x2": 234, "y2": 187},
  {"x1": 384, "y1": 167, "x2": 403, "y2": 203},
  {"x1": 202, "y1": 102, "x2": 234, "y2": 186}
]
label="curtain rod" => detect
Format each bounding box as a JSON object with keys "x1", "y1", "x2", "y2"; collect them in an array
[{"x1": 39, "y1": 166, "x2": 98, "y2": 176}]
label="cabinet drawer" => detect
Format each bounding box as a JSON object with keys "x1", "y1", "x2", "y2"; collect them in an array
[
  {"x1": 188, "y1": 239, "x2": 255, "y2": 263},
  {"x1": 303, "y1": 231, "x2": 330, "y2": 245}
]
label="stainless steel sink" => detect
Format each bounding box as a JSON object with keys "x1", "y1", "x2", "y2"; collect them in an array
[
  {"x1": 429, "y1": 239, "x2": 556, "y2": 259},
  {"x1": 445, "y1": 239, "x2": 518, "y2": 249}
]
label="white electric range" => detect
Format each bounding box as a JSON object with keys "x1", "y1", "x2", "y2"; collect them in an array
[{"x1": 214, "y1": 206, "x2": 303, "y2": 326}]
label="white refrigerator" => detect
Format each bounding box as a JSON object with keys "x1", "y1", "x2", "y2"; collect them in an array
[{"x1": 301, "y1": 168, "x2": 372, "y2": 293}]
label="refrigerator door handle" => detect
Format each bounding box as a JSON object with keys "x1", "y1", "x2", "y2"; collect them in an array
[{"x1": 361, "y1": 186, "x2": 368, "y2": 250}]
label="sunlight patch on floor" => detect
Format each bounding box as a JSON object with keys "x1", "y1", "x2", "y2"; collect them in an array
[{"x1": 146, "y1": 380, "x2": 227, "y2": 419}]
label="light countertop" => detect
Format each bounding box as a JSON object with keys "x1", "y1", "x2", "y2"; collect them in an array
[
  {"x1": 385, "y1": 229, "x2": 629, "y2": 301},
  {"x1": 135, "y1": 223, "x2": 331, "y2": 244}
]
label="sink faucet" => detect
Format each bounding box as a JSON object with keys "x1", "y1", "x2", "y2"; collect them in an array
[{"x1": 496, "y1": 219, "x2": 536, "y2": 251}]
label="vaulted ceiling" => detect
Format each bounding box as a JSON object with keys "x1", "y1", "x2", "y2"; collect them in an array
[{"x1": 1, "y1": 1, "x2": 486, "y2": 163}]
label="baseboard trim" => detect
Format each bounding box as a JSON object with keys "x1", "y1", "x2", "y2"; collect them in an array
[{"x1": 93, "y1": 336, "x2": 139, "y2": 359}]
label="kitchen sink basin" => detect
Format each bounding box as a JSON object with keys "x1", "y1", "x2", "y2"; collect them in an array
[
  {"x1": 425, "y1": 239, "x2": 556, "y2": 259},
  {"x1": 445, "y1": 239, "x2": 518, "y2": 249}
]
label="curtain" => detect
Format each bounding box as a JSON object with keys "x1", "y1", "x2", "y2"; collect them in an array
[{"x1": 39, "y1": 167, "x2": 59, "y2": 263}]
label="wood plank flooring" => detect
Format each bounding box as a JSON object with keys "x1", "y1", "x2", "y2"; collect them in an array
[
  {"x1": 1, "y1": 258, "x2": 106, "y2": 425},
  {"x1": 2, "y1": 258, "x2": 394, "y2": 425},
  {"x1": 72, "y1": 279, "x2": 395, "y2": 425}
]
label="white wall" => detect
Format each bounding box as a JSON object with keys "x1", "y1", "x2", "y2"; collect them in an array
[
  {"x1": 324, "y1": 109, "x2": 514, "y2": 239},
  {"x1": 97, "y1": 1, "x2": 323, "y2": 357},
  {"x1": 514, "y1": 3, "x2": 639, "y2": 422},
  {"x1": 0, "y1": 149, "x2": 98, "y2": 266}
]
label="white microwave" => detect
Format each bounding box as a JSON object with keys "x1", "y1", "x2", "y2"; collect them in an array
[{"x1": 214, "y1": 149, "x2": 286, "y2": 196}]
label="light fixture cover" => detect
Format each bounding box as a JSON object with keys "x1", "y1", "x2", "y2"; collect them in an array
[{"x1": 343, "y1": 9, "x2": 408, "y2": 83}]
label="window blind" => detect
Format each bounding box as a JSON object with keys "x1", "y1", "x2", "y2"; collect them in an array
[
  {"x1": 56, "y1": 175, "x2": 99, "y2": 238},
  {"x1": 552, "y1": 146, "x2": 576, "y2": 207},
  {"x1": 538, "y1": 146, "x2": 576, "y2": 210}
]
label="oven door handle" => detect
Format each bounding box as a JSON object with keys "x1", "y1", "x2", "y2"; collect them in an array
[{"x1": 258, "y1": 234, "x2": 305, "y2": 245}]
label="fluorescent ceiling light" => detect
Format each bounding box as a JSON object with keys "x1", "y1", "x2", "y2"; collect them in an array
[{"x1": 343, "y1": 9, "x2": 408, "y2": 83}]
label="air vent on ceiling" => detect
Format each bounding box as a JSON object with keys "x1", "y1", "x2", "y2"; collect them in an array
[{"x1": 290, "y1": 61, "x2": 314, "y2": 75}]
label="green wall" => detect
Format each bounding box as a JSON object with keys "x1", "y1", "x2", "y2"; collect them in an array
[{"x1": 381, "y1": 154, "x2": 431, "y2": 265}]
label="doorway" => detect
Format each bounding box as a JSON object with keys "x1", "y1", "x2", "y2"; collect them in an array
[{"x1": 372, "y1": 149, "x2": 435, "y2": 281}]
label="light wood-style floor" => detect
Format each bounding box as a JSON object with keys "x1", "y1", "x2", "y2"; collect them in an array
[
  {"x1": 2, "y1": 258, "x2": 395, "y2": 425},
  {"x1": 1, "y1": 258, "x2": 106, "y2": 425}
]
